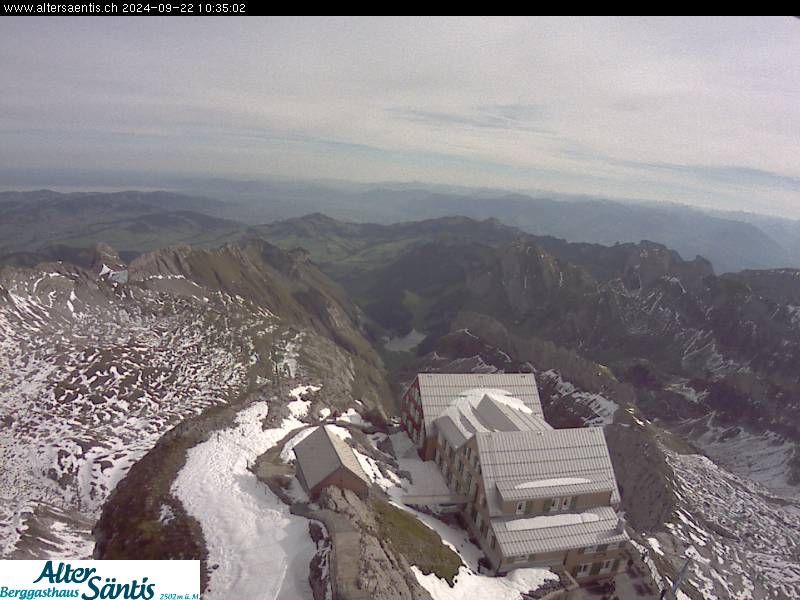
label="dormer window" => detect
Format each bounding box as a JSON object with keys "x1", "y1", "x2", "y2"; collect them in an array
[
  {"x1": 515, "y1": 501, "x2": 525, "y2": 515},
  {"x1": 548, "y1": 496, "x2": 572, "y2": 512}
]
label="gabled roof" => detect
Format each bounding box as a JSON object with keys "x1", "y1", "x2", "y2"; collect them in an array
[
  {"x1": 435, "y1": 393, "x2": 552, "y2": 449},
  {"x1": 476, "y1": 428, "x2": 621, "y2": 517},
  {"x1": 491, "y1": 506, "x2": 628, "y2": 557},
  {"x1": 414, "y1": 373, "x2": 544, "y2": 431},
  {"x1": 292, "y1": 426, "x2": 370, "y2": 491}
]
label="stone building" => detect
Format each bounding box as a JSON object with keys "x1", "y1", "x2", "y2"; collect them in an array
[{"x1": 293, "y1": 426, "x2": 370, "y2": 500}]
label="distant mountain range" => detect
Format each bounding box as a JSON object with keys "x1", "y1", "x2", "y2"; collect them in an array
[
  {"x1": 0, "y1": 190, "x2": 243, "y2": 266},
  {"x1": 3, "y1": 185, "x2": 799, "y2": 274}
]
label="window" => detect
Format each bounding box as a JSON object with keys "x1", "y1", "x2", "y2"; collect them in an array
[
  {"x1": 576, "y1": 563, "x2": 590, "y2": 576},
  {"x1": 515, "y1": 501, "x2": 525, "y2": 515},
  {"x1": 548, "y1": 497, "x2": 560, "y2": 512},
  {"x1": 600, "y1": 560, "x2": 613, "y2": 573},
  {"x1": 527, "y1": 554, "x2": 537, "y2": 562},
  {"x1": 561, "y1": 496, "x2": 571, "y2": 510},
  {"x1": 510, "y1": 555, "x2": 526, "y2": 564},
  {"x1": 489, "y1": 532, "x2": 496, "y2": 550},
  {"x1": 584, "y1": 545, "x2": 598, "y2": 554}
]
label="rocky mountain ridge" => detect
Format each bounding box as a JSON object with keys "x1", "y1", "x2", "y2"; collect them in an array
[
  {"x1": 0, "y1": 237, "x2": 392, "y2": 562},
  {"x1": 257, "y1": 213, "x2": 800, "y2": 495}
]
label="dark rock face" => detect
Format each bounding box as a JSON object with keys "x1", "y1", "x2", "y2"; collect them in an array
[
  {"x1": 308, "y1": 488, "x2": 434, "y2": 600},
  {"x1": 604, "y1": 424, "x2": 678, "y2": 532}
]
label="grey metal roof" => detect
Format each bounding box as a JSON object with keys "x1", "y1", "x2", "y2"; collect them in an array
[
  {"x1": 491, "y1": 506, "x2": 629, "y2": 556},
  {"x1": 435, "y1": 393, "x2": 552, "y2": 449},
  {"x1": 292, "y1": 426, "x2": 370, "y2": 491},
  {"x1": 416, "y1": 373, "x2": 544, "y2": 430},
  {"x1": 496, "y1": 478, "x2": 616, "y2": 502},
  {"x1": 476, "y1": 428, "x2": 621, "y2": 516}
]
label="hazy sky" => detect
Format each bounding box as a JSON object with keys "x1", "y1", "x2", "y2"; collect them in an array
[{"x1": 1, "y1": 16, "x2": 798, "y2": 216}]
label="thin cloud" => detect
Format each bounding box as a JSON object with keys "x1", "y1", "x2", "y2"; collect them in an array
[{"x1": 0, "y1": 16, "x2": 798, "y2": 217}]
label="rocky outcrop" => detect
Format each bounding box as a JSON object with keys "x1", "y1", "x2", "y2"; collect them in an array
[
  {"x1": 90, "y1": 242, "x2": 127, "y2": 273},
  {"x1": 604, "y1": 423, "x2": 677, "y2": 532},
  {"x1": 311, "y1": 487, "x2": 433, "y2": 600}
]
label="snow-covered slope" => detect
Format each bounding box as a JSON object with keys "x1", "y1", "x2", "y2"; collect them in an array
[
  {"x1": 172, "y1": 401, "x2": 314, "y2": 600},
  {"x1": 680, "y1": 418, "x2": 799, "y2": 499},
  {"x1": 0, "y1": 262, "x2": 278, "y2": 557},
  {"x1": 658, "y1": 449, "x2": 800, "y2": 599},
  {"x1": 539, "y1": 368, "x2": 619, "y2": 426}
]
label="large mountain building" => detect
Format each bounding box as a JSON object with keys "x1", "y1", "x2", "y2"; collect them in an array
[{"x1": 400, "y1": 372, "x2": 628, "y2": 582}]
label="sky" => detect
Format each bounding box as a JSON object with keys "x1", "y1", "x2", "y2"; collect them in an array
[{"x1": 1, "y1": 16, "x2": 799, "y2": 217}]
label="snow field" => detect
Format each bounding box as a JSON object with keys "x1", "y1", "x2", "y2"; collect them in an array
[{"x1": 172, "y1": 402, "x2": 316, "y2": 600}]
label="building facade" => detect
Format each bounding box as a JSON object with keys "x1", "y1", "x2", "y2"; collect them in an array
[
  {"x1": 400, "y1": 372, "x2": 628, "y2": 582},
  {"x1": 400, "y1": 373, "x2": 545, "y2": 460}
]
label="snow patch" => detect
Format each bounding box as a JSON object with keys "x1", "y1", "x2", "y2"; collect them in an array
[
  {"x1": 338, "y1": 408, "x2": 365, "y2": 426},
  {"x1": 384, "y1": 328, "x2": 426, "y2": 352},
  {"x1": 172, "y1": 402, "x2": 315, "y2": 600},
  {"x1": 647, "y1": 537, "x2": 664, "y2": 556},
  {"x1": 514, "y1": 477, "x2": 590, "y2": 489},
  {"x1": 412, "y1": 565, "x2": 557, "y2": 600},
  {"x1": 287, "y1": 385, "x2": 320, "y2": 419},
  {"x1": 456, "y1": 388, "x2": 533, "y2": 415},
  {"x1": 505, "y1": 511, "x2": 601, "y2": 531}
]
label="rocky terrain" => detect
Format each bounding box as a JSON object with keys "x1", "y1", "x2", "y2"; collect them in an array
[
  {"x1": 400, "y1": 325, "x2": 800, "y2": 599},
  {"x1": 3, "y1": 208, "x2": 800, "y2": 599},
  {"x1": 258, "y1": 213, "x2": 800, "y2": 495},
  {"x1": 0, "y1": 237, "x2": 391, "y2": 563}
]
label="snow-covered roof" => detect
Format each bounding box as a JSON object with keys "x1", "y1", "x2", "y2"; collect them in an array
[
  {"x1": 496, "y1": 476, "x2": 616, "y2": 503},
  {"x1": 491, "y1": 506, "x2": 628, "y2": 557},
  {"x1": 292, "y1": 426, "x2": 370, "y2": 492},
  {"x1": 476, "y1": 428, "x2": 621, "y2": 516},
  {"x1": 413, "y1": 373, "x2": 544, "y2": 430},
  {"x1": 435, "y1": 393, "x2": 551, "y2": 449},
  {"x1": 504, "y1": 510, "x2": 600, "y2": 532}
]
